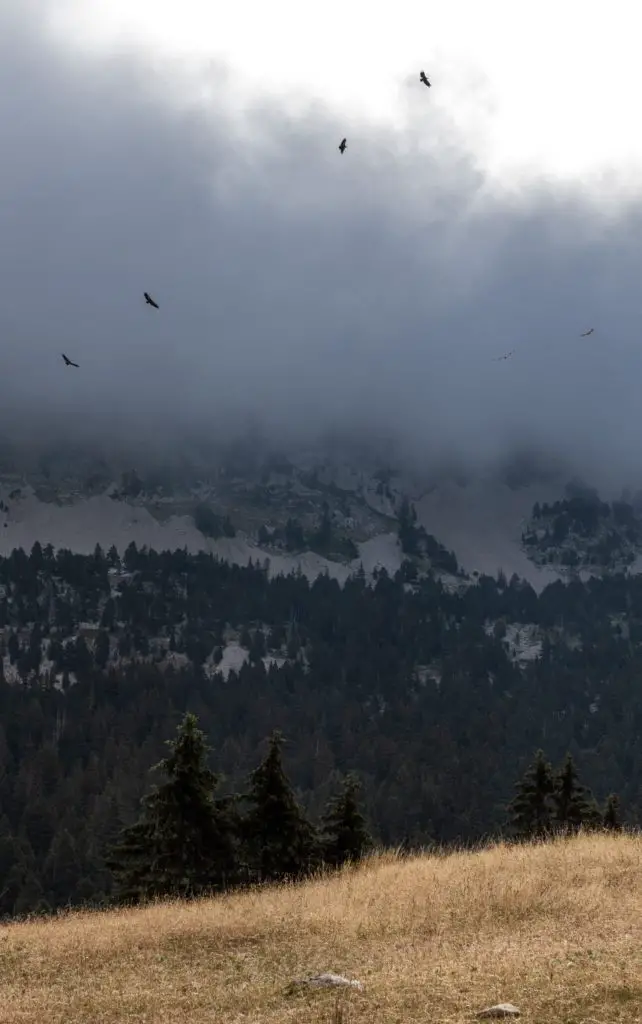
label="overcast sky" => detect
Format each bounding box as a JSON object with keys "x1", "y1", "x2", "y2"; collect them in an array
[{"x1": 2, "y1": 1, "x2": 642, "y2": 485}]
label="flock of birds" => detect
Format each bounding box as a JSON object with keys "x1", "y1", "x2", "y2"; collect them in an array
[
  {"x1": 61, "y1": 292, "x2": 159, "y2": 368},
  {"x1": 337, "y1": 69, "x2": 431, "y2": 157},
  {"x1": 58, "y1": 68, "x2": 595, "y2": 371},
  {"x1": 491, "y1": 327, "x2": 595, "y2": 363}
]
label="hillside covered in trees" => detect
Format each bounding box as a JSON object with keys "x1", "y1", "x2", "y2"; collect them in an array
[
  {"x1": 521, "y1": 486, "x2": 642, "y2": 572},
  {"x1": 0, "y1": 540, "x2": 641, "y2": 916}
]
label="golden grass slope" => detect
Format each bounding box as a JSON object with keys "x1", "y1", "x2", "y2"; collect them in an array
[{"x1": 1, "y1": 832, "x2": 641, "y2": 1023}]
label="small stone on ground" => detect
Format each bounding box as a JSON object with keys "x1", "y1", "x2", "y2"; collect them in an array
[
  {"x1": 476, "y1": 1003, "x2": 521, "y2": 1019},
  {"x1": 289, "y1": 972, "x2": 365, "y2": 992}
]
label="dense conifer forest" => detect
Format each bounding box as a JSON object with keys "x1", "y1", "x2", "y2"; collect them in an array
[{"x1": 0, "y1": 540, "x2": 640, "y2": 916}]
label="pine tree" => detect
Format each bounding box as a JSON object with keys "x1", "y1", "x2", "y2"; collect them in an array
[
  {"x1": 107, "y1": 713, "x2": 237, "y2": 903},
  {"x1": 552, "y1": 753, "x2": 600, "y2": 833},
  {"x1": 507, "y1": 749, "x2": 556, "y2": 838},
  {"x1": 603, "y1": 793, "x2": 621, "y2": 831},
  {"x1": 241, "y1": 730, "x2": 318, "y2": 883},
  {"x1": 319, "y1": 773, "x2": 372, "y2": 868},
  {"x1": 106, "y1": 819, "x2": 155, "y2": 904}
]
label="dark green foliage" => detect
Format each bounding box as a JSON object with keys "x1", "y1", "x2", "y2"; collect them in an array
[
  {"x1": 94, "y1": 630, "x2": 110, "y2": 670},
  {"x1": 240, "y1": 730, "x2": 318, "y2": 883},
  {"x1": 320, "y1": 774, "x2": 372, "y2": 868},
  {"x1": 106, "y1": 820, "x2": 156, "y2": 904},
  {"x1": 552, "y1": 753, "x2": 600, "y2": 832},
  {"x1": 507, "y1": 749, "x2": 556, "y2": 838},
  {"x1": 193, "y1": 504, "x2": 235, "y2": 539},
  {"x1": 312, "y1": 503, "x2": 333, "y2": 553},
  {"x1": 508, "y1": 750, "x2": 606, "y2": 838},
  {"x1": 523, "y1": 492, "x2": 642, "y2": 571},
  {"x1": 118, "y1": 470, "x2": 143, "y2": 499},
  {"x1": 107, "y1": 713, "x2": 237, "y2": 902},
  {"x1": 421, "y1": 533, "x2": 459, "y2": 574},
  {"x1": 284, "y1": 518, "x2": 306, "y2": 551},
  {"x1": 398, "y1": 498, "x2": 458, "y2": 572},
  {"x1": 398, "y1": 498, "x2": 420, "y2": 556},
  {"x1": 248, "y1": 629, "x2": 267, "y2": 663},
  {"x1": 343, "y1": 537, "x2": 359, "y2": 559}
]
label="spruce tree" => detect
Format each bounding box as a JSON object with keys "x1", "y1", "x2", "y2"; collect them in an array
[
  {"x1": 507, "y1": 749, "x2": 555, "y2": 838},
  {"x1": 603, "y1": 793, "x2": 621, "y2": 831},
  {"x1": 107, "y1": 713, "x2": 237, "y2": 903},
  {"x1": 106, "y1": 819, "x2": 157, "y2": 904},
  {"x1": 552, "y1": 753, "x2": 600, "y2": 833},
  {"x1": 241, "y1": 730, "x2": 318, "y2": 883},
  {"x1": 319, "y1": 773, "x2": 372, "y2": 868}
]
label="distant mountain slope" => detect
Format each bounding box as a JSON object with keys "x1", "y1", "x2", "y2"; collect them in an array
[
  {"x1": 0, "y1": 483, "x2": 404, "y2": 583},
  {"x1": 1, "y1": 447, "x2": 640, "y2": 590},
  {"x1": 415, "y1": 478, "x2": 565, "y2": 589}
]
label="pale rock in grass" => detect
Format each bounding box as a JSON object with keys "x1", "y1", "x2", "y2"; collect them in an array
[
  {"x1": 288, "y1": 972, "x2": 364, "y2": 992},
  {"x1": 476, "y1": 1003, "x2": 521, "y2": 1018}
]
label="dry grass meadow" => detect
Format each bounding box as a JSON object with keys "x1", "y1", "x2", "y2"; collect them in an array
[{"x1": 1, "y1": 832, "x2": 641, "y2": 1023}]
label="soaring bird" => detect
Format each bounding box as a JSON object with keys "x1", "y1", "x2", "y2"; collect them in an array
[
  {"x1": 580, "y1": 327, "x2": 594, "y2": 337},
  {"x1": 419, "y1": 70, "x2": 431, "y2": 87},
  {"x1": 144, "y1": 291, "x2": 159, "y2": 309},
  {"x1": 339, "y1": 138, "x2": 347, "y2": 154},
  {"x1": 61, "y1": 353, "x2": 79, "y2": 368},
  {"x1": 493, "y1": 350, "x2": 514, "y2": 361}
]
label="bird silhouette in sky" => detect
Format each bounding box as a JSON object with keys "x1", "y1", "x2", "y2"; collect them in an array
[
  {"x1": 61, "y1": 353, "x2": 79, "y2": 368},
  {"x1": 144, "y1": 292, "x2": 159, "y2": 309},
  {"x1": 420, "y1": 71, "x2": 431, "y2": 87},
  {"x1": 339, "y1": 138, "x2": 347, "y2": 154}
]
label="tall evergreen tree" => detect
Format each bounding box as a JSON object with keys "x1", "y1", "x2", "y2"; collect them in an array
[
  {"x1": 319, "y1": 773, "x2": 372, "y2": 868},
  {"x1": 603, "y1": 793, "x2": 621, "y2": 831},
  {"x1": 552, "y1": 753, "x2": 600, "y2": 833},
  {"x1": 507, "y1": 749, "x2": 555, "y2": 838},
  {"x1": 106, "y1": 819, "x2": 156, "y2": 904},
  {"x1": 241, "y1": 730, "x2": 318, "y2": 883},
  {"x1": 107, "y1": 713, "x2": 237, "y2": 903}
]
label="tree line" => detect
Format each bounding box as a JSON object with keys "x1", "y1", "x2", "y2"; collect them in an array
[
  {"x1": 508, "y1": 749, "x2": 620, "y2": 838},
  {"x1": 106, "y1": 713, "x2": 621, "y2": 907},
  {"x1": 108, "y1": 713, "x2": 371, "y2": 902}
]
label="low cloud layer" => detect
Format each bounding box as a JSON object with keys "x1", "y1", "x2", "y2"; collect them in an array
[{"x1": 1, "y1": 5, "x2": 642, "y2": 487}]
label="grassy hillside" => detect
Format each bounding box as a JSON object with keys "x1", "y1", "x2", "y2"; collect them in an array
[{"x1": 1, "y1": 833, "x2": 641, "y2": 1023}]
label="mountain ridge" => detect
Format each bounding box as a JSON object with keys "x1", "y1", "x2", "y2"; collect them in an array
[{"x1": 2, "y1": 441, "x2": 642, "y2": 591}]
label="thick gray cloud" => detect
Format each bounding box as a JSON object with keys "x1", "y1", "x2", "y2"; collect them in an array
[{"x1": 1, "y1": 4, "x2": 642, "y2": 486}]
